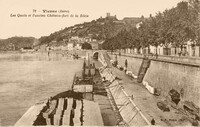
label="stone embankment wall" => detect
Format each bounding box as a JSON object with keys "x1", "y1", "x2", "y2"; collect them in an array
[
  {"x1": 98, "y1": 52, "x2": 107, "y2": 67},
  {"x1": 98, "y1": 52, "x2": 150, "y2": 126},
  {"x1": 109, "y1": 53, "x2": 200, "y2": 106}
]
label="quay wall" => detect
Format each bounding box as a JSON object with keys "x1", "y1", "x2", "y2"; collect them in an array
[
  {"x1": 99, "y1": 65, "x2": 150, "y2": 125},
  {"x1": 108, "y1": 53, "x2": 200, "y2": 106}
]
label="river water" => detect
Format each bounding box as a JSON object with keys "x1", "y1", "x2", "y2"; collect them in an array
[{"x1": 0, "y1": 52, "x2": 83, "y2": 125}]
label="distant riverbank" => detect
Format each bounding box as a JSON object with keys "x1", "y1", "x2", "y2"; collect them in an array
[{"x1": 0, "y1": 51, "x2": 20, "y2": 54}]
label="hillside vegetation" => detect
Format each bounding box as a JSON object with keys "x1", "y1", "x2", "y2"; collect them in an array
[
  {"x1": 0, "y1": 37, "x2": 37, "y2": 51},
  {"x1": 39, "y1": 16, "x2": 143, "y2": 45}
]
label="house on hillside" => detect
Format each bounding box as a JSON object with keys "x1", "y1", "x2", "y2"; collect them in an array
[
  {"x1": 54, "y1": 44, "x2": 67, "y2": 51},
  {"x1": 67, "y1": 42, "x2": 74, "y2": 50},
  {"x1": 67, "y1": 41, "x2": 74, "y2": 50},
  {"x1": 69, "y1": 36, "x2": 86, "y2": 43},
  {"x1": 123, "y1": 17, "x2": 144, "y2": 26},
  {"x1": 136, "y1": 21, "x2": 143, "y2": 29},
  {"x1": 75, "y1": 43, "x2": 82, "y2": 50},
  {"x1": 85, "y1": 37, "x2": 92, "y2": 42}
]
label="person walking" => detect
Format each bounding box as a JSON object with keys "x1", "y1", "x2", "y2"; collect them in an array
[{"x1": 125, "y1": 59, "x2": 128, "y2": 69}]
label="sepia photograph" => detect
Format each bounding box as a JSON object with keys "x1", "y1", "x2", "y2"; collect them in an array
[{"x1": 0, "y1": 0, "x2": 200, "y2": 126}]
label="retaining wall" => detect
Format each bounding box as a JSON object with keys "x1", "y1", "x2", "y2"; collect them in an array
[
  {"x1": 109, "y1": 53, "x2": 200, "y2": 106},
  {"x1": 109, "y1": 54, "x2": 143, "y2": 75},
  {"x1": 99, "y1": 67, "x2": 149, "y2": 126}
]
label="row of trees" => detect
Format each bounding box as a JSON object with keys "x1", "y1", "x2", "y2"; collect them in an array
[{"x1": 102, "y1": 0, "x2": 200, "y2": 52}]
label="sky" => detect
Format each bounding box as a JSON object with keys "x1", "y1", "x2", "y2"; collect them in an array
[{"x1": 0, "y1": 0, "x2": 183, "y2": 39}]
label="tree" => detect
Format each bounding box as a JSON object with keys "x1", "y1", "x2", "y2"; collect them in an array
[
  {"x1": 82, "y1": 42, "x2": 92, "y2": 49},
  {"x1": 103, "y1": 0, "x2": 200, "y2": 51},
  {"x1": 189, "y1": 0, "x2": 200, "y2": 45}
]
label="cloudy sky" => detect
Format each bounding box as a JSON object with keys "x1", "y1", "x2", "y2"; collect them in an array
[{"x1": 0, "y1": 0, "x2": 183, "y2": 39}]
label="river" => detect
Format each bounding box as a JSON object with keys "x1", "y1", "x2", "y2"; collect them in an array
[{"x1": 0, "y1": 52, "x2": 83, "y2": 125}]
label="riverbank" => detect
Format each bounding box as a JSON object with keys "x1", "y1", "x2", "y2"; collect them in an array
[
  {"x1": 103, "y1": 51, "x2": 199, "y2": 126},
  {"x1": 109, "y1": 52, "x2": 200, "y2": 107}
]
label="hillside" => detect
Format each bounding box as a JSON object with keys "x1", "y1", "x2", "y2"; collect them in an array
[
  {"x1": 0, "y1": 37, "x2": 37, "y2": 51},
  {"x1": 39, "y1": 16, "x2": 144, "y2": 45}
]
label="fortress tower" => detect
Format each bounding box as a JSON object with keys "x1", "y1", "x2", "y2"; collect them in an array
[{"x1": 106, "y1": 13, "x2": 110, "y2": 17}]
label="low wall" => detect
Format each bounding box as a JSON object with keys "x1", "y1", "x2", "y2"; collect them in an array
[
  {"x1": 99, "y1": 67, "x2": 150, "y2": 126},
  {"x1": 109, "y1": 54, "x2": 143, "y2": 75},
  {"x1": 108, "y1": 53, "x2": 200, "y2": 106},
  {"x1": 98, "y1": 52, "x2": 107, "y2": 67}
]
